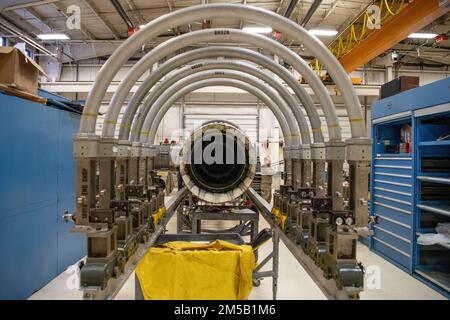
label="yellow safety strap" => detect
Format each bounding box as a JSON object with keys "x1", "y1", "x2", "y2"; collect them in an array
[{"x1": 81, "y1": 112, "x2": 97, "y2": 117}]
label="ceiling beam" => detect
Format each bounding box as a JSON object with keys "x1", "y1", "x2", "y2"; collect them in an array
[
  {"x1": 322, "y1": 0, "x2": 339, "y2": 21},
  {"x1": 335, "y1": 0, "x2": 372, "y2": 34},
  {"x1": 123, "y1": 0, "x2": 145, "y2": 26},
  {"x1": 309, "y1": 0, "x2": 339, "y2": 30},
  {"x1": 276, "y1": 0, "x2": 285, "y2": 14},
  {"x1": 339, "y1": 0, "x2": 450, "y2": 72},
  {"x1": 0, "y1": 0, "x2": 59, "y2": 12},
  {"x1": 24, "y1": 7, "x2": 53, "y2": 33},
  {"x1": 83, "y1": 0, "x2": 120, "y2": 40},
  {"x1": 395, "y1": 47, "x2": 450, "y2": 66},
  {"x1": 0, "y1": 14, "x2": 55, "y2": 56},
  {"x1": 110, "y1": 0, "x2": 135, "y2": 29},
  {"x1": 300, "y1": 0, "x2": 323, "y2": 26},
  {"x1": 284, "y1": 0, "x2": 299, "y2": 18}
]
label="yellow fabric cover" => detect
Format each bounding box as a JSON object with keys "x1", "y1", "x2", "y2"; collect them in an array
[{"x1": 135, "y1": 240, "x2": 255, "y2": 300}]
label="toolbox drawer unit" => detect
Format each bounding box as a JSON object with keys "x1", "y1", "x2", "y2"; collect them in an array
[{"x1": 371, "y1": 78, "x2": 450, "y2": 298}]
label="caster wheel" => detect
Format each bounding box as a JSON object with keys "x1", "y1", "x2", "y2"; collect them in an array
[{"x1": 252, "y1": 279, "x2": 261, "y2": 287}]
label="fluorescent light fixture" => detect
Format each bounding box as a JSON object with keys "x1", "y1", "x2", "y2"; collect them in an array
[
  {"x1": 37, "y1": 33, "x2": 70, "y2": 40},
  {"x1": 408, "y1": 32, "x2": 437, "y2": 39},
  {"x1": 139, "y1": 25, "x2": 146, "y2": 29},
  {"x1": 309, "y1": 29, "x2": 338, "y2": 36},
  {"x1": 243, "y1": 27, "x2": 273, "y2": 34}
]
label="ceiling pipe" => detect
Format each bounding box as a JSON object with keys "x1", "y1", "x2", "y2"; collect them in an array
[
  {"x1": 0, "y1": 15, "x2": 55, "y2": 57},
  {"x1": 110, "y1": 0, "x2": 135, "y2": 29},
  {"x1": 284, "y1": 0, "x2": 299, "y2": 18},
  {"x1": 300, "y1": 0, "x2": 323, "y2": 27}
]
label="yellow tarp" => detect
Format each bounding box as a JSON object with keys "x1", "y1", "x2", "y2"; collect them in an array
[{"x1": 135, "y1": 240, "x2": 255, "y2": 300}]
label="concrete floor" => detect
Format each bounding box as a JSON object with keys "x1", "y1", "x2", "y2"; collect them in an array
[{"x1": 29, "y1": 209, "x2": 446, "y2": 300}]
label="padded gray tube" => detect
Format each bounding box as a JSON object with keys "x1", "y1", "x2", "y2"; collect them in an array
[
  {"x1": 139, "y1": 76, "x2": 293, "y2": 146},
  {"x1": 101, "y1": 29, "x2": 341, "y2": 141},
  {"x1": 120, "y1": 46, "x2": 327, "y2": 142},
  {"x1": 131, "y1": 60, "x2": 310, "y2": 145},
  {"x1": 81, "y1": 4, "x2": 365, "y2": 139}
]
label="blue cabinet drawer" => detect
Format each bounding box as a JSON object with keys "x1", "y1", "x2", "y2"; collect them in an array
[
  {"x1": 373, "y1": 226, "x2": 412, "y2": 254},
  {"x1": 372, "y1": 237, "x2": 412, "y2": 271},
  {"x1": 374, "y1": 212, "x2": 412, "y2": 240},
  {"x1": 373, "y1": 179, "x2": 413, "y2": 197},
  {"x1": 373, "y1": 202, "x2": 413, "y2": 227},
  {"x1": 373, "y1": 187, "x2": 412, "y2": 204},
  {"x1": 373, "y1": 172, "x2": 413, "y2": 187},
  {"x1": 373, "y1": 157, "x2": 412, "y2": 167}
]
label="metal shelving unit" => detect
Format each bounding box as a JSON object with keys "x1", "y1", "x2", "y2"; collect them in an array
[{"x1": 370, "y1": 78, "x2": 450, "y2": 298}]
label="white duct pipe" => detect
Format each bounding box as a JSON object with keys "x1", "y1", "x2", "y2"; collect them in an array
[
  {"x1": 119, "y1": 46, "x2": 329, "y2": 142},
  {"x1": 81, "y1": 4, "x2": 364, "y2": 139},
  {"x1": 141, "y1": 77, "x2": 293, "y2": 146},
  {"x1": 99, "y1": 29, "x2": 342, "y2": 140},
  {"x1": 131, "y1": 61, "x2": 310, "y2": 145}
]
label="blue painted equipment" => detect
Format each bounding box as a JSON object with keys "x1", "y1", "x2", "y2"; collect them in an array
[
  {"x1": 371, "y1": 78, "x2": 450, "y2": 298},
  {"x1": 0, "y1": 89, "x2": 85, "y2": 299}
]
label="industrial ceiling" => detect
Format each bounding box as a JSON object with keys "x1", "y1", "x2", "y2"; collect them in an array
[{"x1": 0, "y1": 0, "x2": 449, "y2": 67}]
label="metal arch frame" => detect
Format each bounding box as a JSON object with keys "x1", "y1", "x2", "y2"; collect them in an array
[
  {"x1": 140, "y1": 71, "x2": 298, "y2": 146},
  {"x1": 133, "y1": 61, "x2": 310, "y2": 145},
  {"x1": 132, "y1": 60, "x2": 313, "y2": 188},
  {"x1": 142, "y1": 72, "x2": 307, "y2": 187},
  {"x1": 79, "y1": 3, "x2": 365, "y2": 140},
  {"x1": 142, "y1": 77, "x2": 293, "y2": 148},
  {"x1": 100, "y1": 29, "x2": 341, "y2": 142},
  {"x1": 70, "y1": 5, "x2": 372, "y2": 297},
  {"x1": 120, "y1": 46, "x2": 328, "y2": 143}
]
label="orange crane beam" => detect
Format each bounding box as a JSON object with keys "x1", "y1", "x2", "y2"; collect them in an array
[{"x1": 339, "y1": 0, "x2": 450, "y2": 73}]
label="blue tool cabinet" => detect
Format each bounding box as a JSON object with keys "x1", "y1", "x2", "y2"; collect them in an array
[
  {"x1": 371, "y1": 78, "x2": 450, "y2": 298},
  {"x1": 0, "y1": 89, "x2": 85, "y2": 299}
]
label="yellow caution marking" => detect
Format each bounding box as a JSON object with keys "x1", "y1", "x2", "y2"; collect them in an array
[
  {"x1": 350, "y1": 118, "x2": 365, "y2": 122},
  {"x1": 152, "y1": 207, "x2": 166, "y2": 225},
  {"x1": 81, "y1": 113, "x2": 98, "y2": 117}
]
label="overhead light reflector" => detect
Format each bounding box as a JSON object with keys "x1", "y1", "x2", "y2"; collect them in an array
[
  {"x1": 37, "y1": 34, "x2": 70, "y2": 40},
  {"x1": 309, "y1": 29, "x2": 338, "y2": 36},
  {"x1": 243, "y1": 27, "x2": 273, "y2": 34},
  {"x1": 408, "y1": 33, "x2": 438, "y2": 39}
]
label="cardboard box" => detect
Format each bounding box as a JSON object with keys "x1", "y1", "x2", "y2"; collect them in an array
[
  {"x1": 380, "y1": 76, "x2": 420, "y2": 99},
  {"x1": 0, "y1": 46, "x2": 47, "y2": 95}
]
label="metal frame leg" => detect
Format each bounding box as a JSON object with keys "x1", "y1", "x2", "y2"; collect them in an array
[{"x1": 272, "y1": 230, "x2": 279, "y2": 300}]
